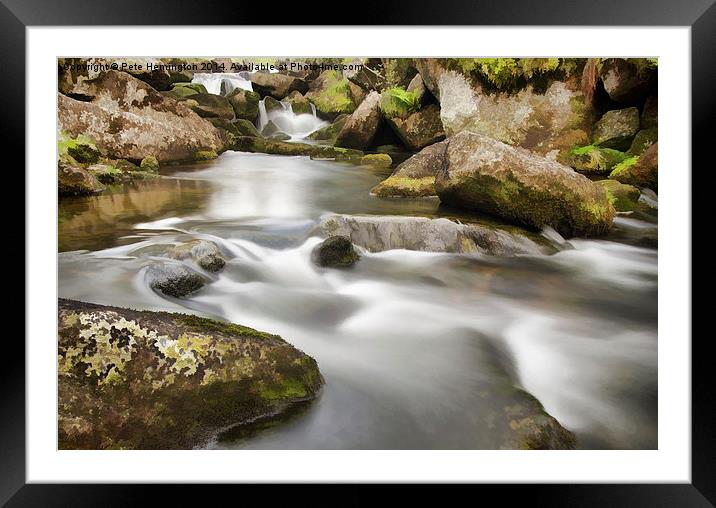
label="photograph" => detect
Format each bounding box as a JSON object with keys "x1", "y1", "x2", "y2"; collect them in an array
[{"x1": 56, "y1": 56, "x2": 659, "y2": 451}]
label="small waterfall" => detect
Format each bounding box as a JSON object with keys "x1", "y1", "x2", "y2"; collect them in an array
[
  {"x1": 191, "y1": 72, "x2": 253, "y2": 96},
  {"x1": 256, "y1": 98, "x2": 328, "y2": 140}
]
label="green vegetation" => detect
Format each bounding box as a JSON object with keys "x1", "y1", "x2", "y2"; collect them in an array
[
  {"x1": 381, "y1": 87, "x2": 420, "y2": 119},
  {"x1": 450, "y1": 58, "x2": 564, "y2": 90}
]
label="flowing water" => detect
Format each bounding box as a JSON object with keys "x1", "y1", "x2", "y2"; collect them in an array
[
  {"x1": 257, "y1": 99, "x2": 328, "y2": 140},
  {"x1": 58, "y1": 151, "x2": 658, "y2": 450},
  {"x1": 191, "y1": 72, "x2": 253, "y2": 95}
]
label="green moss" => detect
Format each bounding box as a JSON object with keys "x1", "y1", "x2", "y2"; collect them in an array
[
  {"x1": 193, "y1": 150, "x2": 218, "y2": 161},
  {"x1": 58, "y1": 132, "x2": 101, "y2": 163},
  {"x1": 562, "y1": 144, "x2": 629, "y2": 174},
  {"x1": 260, "y1": 377, "x2": 308, "y2": 400},
  {"x1": 174, "y1": 313, "x2": 278, "y2": 340},
  {"x1": 140, "y1": 155, "x2": 160, "y2": 172},
  {"x1": 360, "y1": 153, "x2": 393, "y2": 167},
  {"x1": 381, "y1": 87, "x2": 420, "y2": 119},
  {"x1": 172, "y1": 82, "x2": 208, "y2": 94},
  {"x1": 307, "y1": 70, "x2": 355, "y2": 116},
  {"x1": 450, "y1": 58, "x2": 565, "y2": 90},
  {"x1": 371, "y1": 176, "x2": 436, "y2": 197},
  {"x1": 597, "y1": 179, "x2": 641, "y2": 212},
  {"x1": 87, "y1": 164, "x2": 122, "y2": 184},
  {"x1": 609, "y1": 155, "x2": 639, "y2": 179}
]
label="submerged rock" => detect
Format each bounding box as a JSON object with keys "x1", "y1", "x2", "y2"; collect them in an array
[
  {"x1": 58, "y1": 298, "x2": 323, "y2": 449},
  {"x1": 168, "y1": 240, "x2": 226, "y2": 271},
  {"x1": 146, "y1": 263, "x2": 209, "y2": 298},
  {"x1": 311, "y1": 236, "x2": 361, "y2": 267},
  {"x1": 434, "y1": 132, "x2": 615, "y2": 237},
  {"x1": 335, "y1": 91, "x2": 382, "y2": 150},
  {"x1": 592, "y1": 107, "x2": 640, "y2": 151},
  {"x1": 58, "y1": 70, "x2": 224, "y2": 162},
  {"x1": 371, "y1": 141, "x2": 447, "y2": 197},
  {"x1": 314, "y1": 214, "x2": 555, "y2": 256}
]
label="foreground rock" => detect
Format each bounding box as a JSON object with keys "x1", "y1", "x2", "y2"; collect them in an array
[
  {"x1": 371, "y1": 142, "x2": 446, "y2": 197},
  {"x1": 609, "y1": 142, "x2": 658, "y2": 191},
  {"x1": 58, "y1": 299, "x2": 323, "y2": 449},
  {"x1": 314, "y1": 214, "x2": 557, "y2": 256},
  {"x1": 435, "y1": 132, "x2": 615, "y2": 237},
  {"x1": 58, "y1": 70, "x2": 224, "y2": 162},
  {"x1": 335, "y1": 91, "x2": 382, "y2": 150},
  {"x1": 311, "y1": 236, "x2": 361, "y2": 267}
]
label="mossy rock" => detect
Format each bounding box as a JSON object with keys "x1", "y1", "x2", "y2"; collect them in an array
[
  {"x1": 172, "y1": 82, "x2": 208, "y2": 94},
  {"x1": 609, "y1": 142, "x2": 658, "y2": 191},
  {"x1": 226, "y1": 88, "x2": 260, "y2": 122},
  {"x1": 360, "y1": 153, "x2": 393, "y2": 168},
  {"x1": 58, "y1": 154, "x2": 105, "y2": 197},
  {"x1": 194, "y1": 150, "x2": 218, "y2": 161},
  {"x1": 371, "y1": 175, "x2": 436, "y2": 198},
  {"x1": 233, "y1": 119, "x2": 261, "y2": 137},
  {"x1": 58, "y1": 298, "x2": 323, "y2": 449},
  {"x1": 140, "y1": 156, "x2": 160, "y2": 172},
  {"x1": 380, "y1": 87, "x2": 421, "y2": 120},
  {"x1": 169, "y1": 86, "x2": 200, "y2": 98},
  {"x1": 593, "y1": 107, "x2": 640, "y2": 151},
  {"x1": 305, "y1": 70, "x2": 356, "y2": 119},
  {"x1": 311, "y1": 236, "x2": 360, "y2": 268},
  {"x1": 283, "y1": 90, "x2": 312, "y2": 115},
  {"x1": 627, "y1": 128, "x2": 658, "y2": 156},
  {"x1": 597, "y1": 179, "x2": 641, "y2": 212},
  {"x1": 560, "y1": 145, "x2": 629, "y2": 174},
  {"x1": 86, "y1": 163, "x2": 125, "y2": 184},
  {"x1": 263, "y1": 96, "x2": 283, "y2": 114},
  {"x1": 306, "y1": 114, "x2": 348, "y2": 142},
  {"x1": 232, "y1": 136, "x2": 363, "y2": 160},
  {"x1": 448, "y1": 57, "x2": 565, "y2": 91},
  {"x1": 58, "y1": 132, "x2": 101, "y2": 164}
]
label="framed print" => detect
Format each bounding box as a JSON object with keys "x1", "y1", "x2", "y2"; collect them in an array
[{"x1": 5, "y1": 0, "x2": 712, "y2": 503}]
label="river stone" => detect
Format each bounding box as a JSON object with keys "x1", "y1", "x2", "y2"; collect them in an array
[
  {"x1": 592, "y1": 107, "x2": 640, "y2": 151},
  {"x1": 609, "y1": 142, "x2": 658, "y2": 192},
  {"x1": 313, "y1": 214, "x2": 554, "y2": 256},
  {"x1": 250, "y1": 72, "x2": 308, "y2": 100},
  {"x1": 385, "y1": 104, "x2": 445, "y2": 151},
  {"x1": 305, "y1": 70, "x2": 356, "y2": 119},
  {"x1": 283, "y1": 90, "x2": 312, "y2": 115},
  {"x1": 168, "y1": 239, "x2": 226, "y2": 272},
  {"x1": 208, "y1": 118, "x2": 240, "y2": 146},
  {"x1": 180, "y1": 93, "x2": 235, "y2": 120},
  {"x1": 360, "y1": 154, "x2": 392, "y2": 168},
  {"x1": 263, "y1": 96, "x2": 283, "y2": 114},
  {"x1": 306, "y1": 114, "x2": 348, "y2": 142},
  {"x1": 627, "y1": 128, "x2": 658, "y2": 156},
  {"x1": 58, "y1": 70, "x2": 224, "y2": 162},
  {"x1": 599, "y1": 58, "x2": 655, "y2": 104},
  {"x1": 58, "y1": 155, "x2": 106, "y2": 197},
  {"x1": 335, "y1": 91, "x2": 382, "y2": 150},
  {"x1": 311, "y1": 236, "x2": 361, "y2": 268},
  {"x1": 415, "y1": 58, "x2": 592, "y2": 156},
  {"x1": 370, "y1": 141, "x2": 447, "y2": 197},
  {"x1": 597, "y1": 180, "x2": 641, "y2": 212},
  {"x1": 146, "y1": 263, "x2": 209, "y2": 298},
  {"x1": 233, "y1": 136, "x2": 363, "y2": 160},
  {"x1": 58, "y1": 298, "x2": 323, "y2": 449},
  {"x1": 434, "y1": 132, "x2": 615, "y2": 237},
  {"x1": 226, "y1": 88, "x2": 260, "y2": 121}
]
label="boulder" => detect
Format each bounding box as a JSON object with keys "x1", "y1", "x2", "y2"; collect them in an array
[
  {"x1": 407, "y1": 73, "x2": 429, "y2": 106},
  {"x1": 283, "y1": 90, "x2": 312, "y2": 115},
  {"x1": 592, "y1": 107, "x2": 640, "y2": 150},
  {"x1": 385, "y1": 104, "x2": 445, "y2": 151},
  {"x1": 208, "y1": 118, "x2": 240, "y2": 146},
  {"x1": 250, "y1": 72, "x2": 308, "y2": 99},
  {"x1": 181, "y1": 93, "x2": 235, "y2": 120},
  {"x1": 313, "y1": 214, "x2": 556, "y2": 256},
  {"x1": 627, "y1": 128, "x2": 658, "y2": 155},
  {"x1": 233, "y1": 119, "x2": 261, "y2": 137},
  {"x1": 311, "y1": 236, "x2": 361, "y2": 267},
  {"x1": 599, "y1": 58, "x2": 656, "y2": 103},
  {"x1": 559, "y1": 144, "x2": 629, "y2": 174},
  {"x1": 370, "y1": 141, "x2": 447, "y2": 197},
  {"x1": 434, "y1": 132, "x2": 615, "y2": 237},
  {"x1": 263, "y1": 96, "x2": 283, "y2": 114},
  {"x1": 58, "y1": 155, "x2": 105, "y2": 197},
  {"x1": 597, "y1": 180, "x2": 641, "y2": 212},
  {"x1": 641, "y1": 95, "x2": 658, "y2": 129},
  {"x1": 58, "y1": 298, "x2": 323, "y2": 449},
  {"x1": 233, "y1": 136, "x2": 363, "y2": 160},
  {"x1": 140, "y1": 156, "x2": 159, "y2": 172},
  {"x1": 343, "y1": 60, "x2": 387, "y2": 91},
  {"x1": 609, "y1": 142, "x2": 658, "y2": 191},
  {"x1": 57, "y1": 71, "x2": 224, "y2": 162},
  {"x1": 360, "y1": 154, "x2": 392, "y2": 167},
  {"x1": 306, "y1": 114, "x2": 348, "y2": 142},
  {"x1": 172, "y1": 82, "x2": 208, "y2": 95},
  {"x1": 334, "y1": 91, "x2": 382, "y2": 150},
  {"x1": 348, "y1": 81, "x2": 366, "y2": 107},
  {"x1": 168, "y1": 239, "x2": 226, "y2": 272},
  {"x1": 58, "y1": 133, "x2": 101, "y2": 164},
  {"x1": 382, "y1": 58, "x2": 417, "y2": 88},
  {"x1": 146, "y1": 263, "x2": 209, "y2": 298},
  {"x1": 305, "y1": 70, "x2": 356, "y2": 119},
  {"x1": 193, "y1": 150, "x2": 218, "y2": 161},
  {"x1": 420, "y1": 58, "x2": 593, "y2": 156},
  {"x1": 226, "y1": 88, "x2": 260, "y2": 121}
]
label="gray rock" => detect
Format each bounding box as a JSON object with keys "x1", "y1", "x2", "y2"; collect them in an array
[
  {"x1": 311, "y1": 236, "x2": 361, "y2": 267},
  {"x1": 593, "y1": 107, "x2": 640, "y2": 151},
  {"x1": 146, "y1": 263, "x2": 209, "y2": 297},
  {"x1": 168, "y1": 240, "x2": 226, "y2": 272},
  {"x1": 335, "y1": 91, "x2": 382, "y2": 150}
]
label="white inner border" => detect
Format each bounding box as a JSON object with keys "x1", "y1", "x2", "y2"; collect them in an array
[{"x1": 27, "y1": 27, "x2": 690, "y2": 483}]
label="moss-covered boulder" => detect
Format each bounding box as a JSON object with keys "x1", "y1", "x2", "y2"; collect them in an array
[
  {"x1": 140, "y1": 155, "x2": 159, "y2": 172},
  {"x1": 597, "y1": 179, "x2": 641, "y2": 212},
  {"x1": 371, "y1": 141, "x2": 447, "y2": 198},
  {"x1": 560, "y1": 144, "x2": 629, "y2": 174},
  {"x1": 250, "y1": 72, "x2": 308, "y2": 100},
  {"x1": 305, "y1": 70, "x2": 356, "y2": 119},
  {"x1": 232, "y1": 136, "x2": 363, "y2": 160},
  {"x1": 172, "y1": 82, "x2": 208, "y2": 95},
  {"x1": 311, "y1": 235, "x2": 361, "y2": 268},
  {"x1": 627, "y1": 128, "x2": 658, "y2": 156},
  {"x1": 360, "y1": 153, "x2": 392, "y2": 168},
  {"x1": 306, "y1": 114, "x2": 348, "y2": 142},
  {"x1": 609, "y1": 142, "x2": 658, "y2": 191},
  {"x1": 226, "y1": 88, "x2": 260, "y2": 122},
  {"x1": 434, "y1": 132, "x2": 615, "y2": 237},
  {"x1": 593, "y1": 107, "x2": 640, "y2": 151},
  {"x1": 58, "y1": 298, "x2": 323, "y2": 449},
  {"x1": 263, "y1": 96, "x2": 283, "y2": 114},
  {"x1": 233, "y1": 118, "x2": 261, "y2": 137},
  {"x1": 335, "y1": 91, "x2": 382, "y2": 150},
  {"x1": 181, "y1": 93, "x2": 235, "y2": 121},
  {"x1": 283, "y1": 90, "x2": 313, "y2": 115},
  {"x1": 58, "y1": 155, "x2": 106, "y2": 197},
  {"x1": 382, "y1": 58, "x2": 418, "y2": 88},
  {"x1": 58, "y1": 133, "x2": 101, "y2": 164},
  {"x1": 385, "y1": 104, "x2": 445, "y2": 152},
  {"x1": 598, "y1": 58, "x2": 656, "y2": 104},
  {"x1": 194, "y1": 150, "x2": 218, "y2": 161}
]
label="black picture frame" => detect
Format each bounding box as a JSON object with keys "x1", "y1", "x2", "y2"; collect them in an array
[{"x1": 5, "y1": 0, "x2": 711, "y2": 504}]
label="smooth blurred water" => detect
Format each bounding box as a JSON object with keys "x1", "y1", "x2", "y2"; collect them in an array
[{"x1": 58, "y1": 151, "x2": 658, "y2": 449}]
